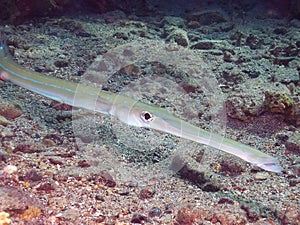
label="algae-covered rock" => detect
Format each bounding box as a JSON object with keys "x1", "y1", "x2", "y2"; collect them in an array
[
  {"x1": 226, "y1": 78, "x2": 289, "y2": 121},
  {"x1": 165, "y1": 27, "x2": 189, "y2": 47},
  {"x1": 226, "y1": 77, "x2": 299, "y2": 126},
  {"x1": 265, "y1": 91, "x2": 300, "y2": 126}
]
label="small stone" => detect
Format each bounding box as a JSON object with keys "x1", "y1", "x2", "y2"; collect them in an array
[
  {"x1": 279, "y1": 204, "x2": 300, "y2": 225},
  {"x1": 163, "y1": 16, "x2": 185, "y2": 27},
  {"x1": 131, "y1": 213, "x2": 148, "y2": 223},
  {"x1": 97, "y1": 171, "x2": 116, "y2": 188},
  {"x1": 77, "y1": 160, "x2": 90, "y2": 168},
  {"x1": 139, "y1": 188, "x2": 155, "y2": 200},
  {"x1": 13, "y1": 143, "x2": 44, "y2": 154},
  {"x1": 166, "y1": 28, "x2": 189, "y2": 47},
  {"x1": 0, "y1": 186, "x2": 41, "y2": 219},
  {"x1": 42, "y1": 138, "x2": 56, "y2": 147},
  {"x1": 0, "y1": 115, "x2": 12, "y2": 126},
  {"x1": 148, "y1": 207, "x2": 162, "y2": 217},
  {"x1": 0, "y1": 212, "x2": 11, "y2": 225},
  {"x1": 271, "y1": 67, "x2": 299, "y2": 84},
  {"x1": 49, "y1": 158, "x2": 63, "y2": 165},
  {"x1": 285, "y1": 132, "x2": 300, "y2": 155},
  {"x1": 54, "y1": 60, "x2": 68, "y2": 68},
  {"x1": 188, "y1": 11, "x2": 227, "y2": 26},
  {"x1": 245, "y1": 34, "x2": 263, "y2": 49},
  {"x1": 23, "y1": 170, "x2": 43, "y2": 182},
  {"x1": 273, "y1": 27, "x2": 288, "y2": 35},
  {"x1": 191, "y1": 40, "x2": 214, "y2": 50},
  {"x1": 36, "y1": 182, "x2": 55, "y2": 193},
  {"x1": 0, "y1": 101, "x2": 22, "y2": 119},
  {"x1": 3, "y1": 165, "x2": 17, "y2": 174},
  {"x1": 254, "y1": 172, "x2": 270, "y2": 180}
]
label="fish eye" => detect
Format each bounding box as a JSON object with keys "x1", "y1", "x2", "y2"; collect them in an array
[{"x1": 141, "y1": 111, "x2": 155, "y2": 122}]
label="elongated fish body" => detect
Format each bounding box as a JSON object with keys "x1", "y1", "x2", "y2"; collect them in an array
[{"x1": 0, "y1": 42, "x2": 283, "y2": 173}]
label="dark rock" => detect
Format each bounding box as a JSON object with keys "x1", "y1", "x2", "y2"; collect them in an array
[
  {"x1": 0, "y1": 186, "x2": 41, "y2": 219},
  {"x1": 270, "y1": 44, "x2": 298, "y2": 57},
  {"x1": 14, "y1": 143, "x2": 44, "y2": 154},
  {"x1": 271, "y1": 67, "x2": 299, "y2": 84},
  {"x1": 191, "y1": 40, "x2": 214, "y2": 50},
  {"x1": 131, "y1": 213, "x2": 148, "y2": 223},
  {"x1": 219, "y1": 158, "x2": 246, "y2": 176},
  {"x1": 273, "y1": 27, "x2": 288, "y2": 35},
  {"x1": 148, "y1": 207, "x2": 162, "y2": 217},
  {"x1": 165, "y1": 28, "x2": 189, "y2": 47},
  {"x1": 36, "y1": 182, "x2": 55, "y2": 192},
  {"x1": 289, "y1": 177, "x2": 300, "y2": 186},
  {"x1": 245, "y1": 34, "x2": 263, "y2": 49},
  {"x1": 218, "y1": 198, "x2": 234, "y2": 205},
  {"x1": 0, "y1": 101, "x2": 22, "y2": 119},
  {"x1": 188, "y1": 11, "x2": 227, "y2": 26},
  {"x1": 77, "y1": 160, "x2": 91, "y2": 168},
  {"x1": 138, "y1": 188, "x2": 155, "y2": 200},
  {"x1": 278, "y1": 204, "x2": 300, "y2": 225},
  {"x1": 114, "y1": 31, "x2": 129, "y2": 40},
  {"x1": 54, "y1": 60, "x2": 68, "y2": 68},
  {"x1": 172, "y1": 156, "x2": 221, "y2": 192},
  {"x1": 95, "y1": 195, "x2": 105, "y2": 201},
  {"x1": 23, "y1": 170, "x2": 43, "y2": 182},
  {"x1": 285, "y1": 132, "x2": 300, "y2": 155},
  {"x1": 98, "y1": 170, "x2": 116, "y2": 188}
]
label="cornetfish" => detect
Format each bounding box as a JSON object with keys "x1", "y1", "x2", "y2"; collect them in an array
[{"x1": 0, "y1": 41, "x2": 282, "y2": 173}]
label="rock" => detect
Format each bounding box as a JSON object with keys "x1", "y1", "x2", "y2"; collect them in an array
[
  {"x1": 0, "y1": 115, "x2": 12, "y2": 126},
  {"x1": 165, "y1": 28, "x2": 189, "y2": 47},
  {"x1": 245, "y1": 34, "x2": 263, "y2": 49},
  {"x1": 226, "y1": 78, "x2": 290, "y2": 121},
  {"x1": 214, "y1": 205, "x2": 247, "y2": 225},
  {"x1": 163, "y1": 16, "x2": 185, "y2": 27},
  {"x1": 0, "y1": 101, "x2": 22, "y2": 119},
  {"x1": 97, "y1": 170, "x2": 116, "y2": 188},
  {"x1": 265, "y1": 91, "x2": 294, "y2": 114},
  {"x1": 176, "y1": 204, "x2": 209, "y2": 224},
  {"x1": 171, "y1": 156, "x2": 221, "y2": 192},
  {"x1": 253, "y1": 172, "x2": 270, "y2": 180},
  {"x1": 265, "y1": 91, "x2": 299, "y2": 126},
  {"x1": 273, "y1": 27, "x2": 288, "y2": 35},
  {"x1": 191, "y1": 39, "x2": 230, "y2": 51},
  {"x1": 2, "y1": 165, "x2": 17, "y2": 174},
  {"x1": 285, "y1": 132, "x2": 300, "y2": 155},
  {"x1": 278, "y1": 204, "x2": 300, "y2": 225},
  {"x1": 131, "y1": 213, "x2": 148, "y2": 223},
  {"x1": 138, "y1": 188, "x2": 155, "y2": 200},
  {"x1": 0, "y1": 212, "x2": 11, "y2": 225},
  {"x1": 0, "y1": 186, "x2": 41, "y2": 219},
  {"x1": 188, "y1": 11, "x2": 227, "y2": 26},
  {"x1": 219, "y1": 157, "x2": 246, "y2": 176},
  {"x1": 13, "y1": 143, "x2": 45, "y2": 154},
  {"x1": 148, "y1": 207, "x2": 162, "y2": 217},
  {"x1": 175, "y1": 204, "x2": 247, "y2": 225},
  {"x1": 271, "y1": 67, "x2": 299, "y2": 84},
  {"x1": 191, "y1": 40, "x2": 214, "y2": 50}
]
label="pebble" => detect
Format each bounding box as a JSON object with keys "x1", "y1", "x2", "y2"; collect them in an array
[
  {"x1": 187, "y1": 10, "x2": 227, "y2": 25},
  {"x1": 0, "y1": 186, "x2": 41, "y2": 219},
  {"x1": 148, "y1": 207, "x2": 162, "y2": 217},
  {"x1": 2, "y1": 165, "x2": 17, "y2": 174},
  {"x1": 165, "y1": 28, "x2": 189, "y2": 47},
  {"x1": 0, "y1": 101, "x2": 22, "y2": 119},
  {"x1": 0, "y1": 115, "x2": 11, "y2": 126},
  {"x1": 254, "y1": 172, "x2": 270, "y2": 180},
  {"x1": 0, "y1": 212, "x2": 11, "y2": 225},
  {"x1": 138, "y1": 188, "x2": 155, "y2": 200},
  {"x1": 285, "y1": 132, "x2": 300, "y2": 155}
]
